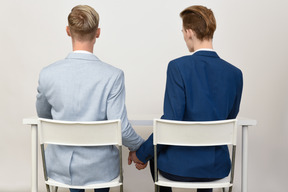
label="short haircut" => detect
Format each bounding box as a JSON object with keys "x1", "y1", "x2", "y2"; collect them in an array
[
  {"x1": 180, "y1": 5, "x2": 216, "y2": 41},
  {"x1": 68, "y1": 5, "x2": 99, "y2": 41}
]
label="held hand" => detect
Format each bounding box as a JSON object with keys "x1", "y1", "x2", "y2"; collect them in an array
[
  {"x1": 128, "y1": 151, "x2": 143, "y2": 164},
  {"x1": 128, "y1": 151, "x2": 134, "y2": 165},
  {"x1": 135, "y1": 162, "x2": 148, "y2": 170},
  {"x1": 128, "y1": 151, "x2": 147, "y2": 170}
]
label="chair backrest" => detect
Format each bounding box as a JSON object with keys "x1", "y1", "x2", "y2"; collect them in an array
[
  {"x1": 153, "y1": 119, "x2": 237, "y2": 147},
  {"x1": 38, "y1": 118, "x2": 122, "y2": 146}
]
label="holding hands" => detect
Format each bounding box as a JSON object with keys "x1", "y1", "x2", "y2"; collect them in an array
[{"x1": 128, "y1": 151, "x2": 148, "y2": 170}]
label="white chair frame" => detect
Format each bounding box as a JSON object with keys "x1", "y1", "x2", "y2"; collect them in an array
[
  {"x1": 38, "y1": 118, "x2": 123, "y2": 192},
  {"x1": 153, "y1": 119, "x2": 238, "y2": 192}
]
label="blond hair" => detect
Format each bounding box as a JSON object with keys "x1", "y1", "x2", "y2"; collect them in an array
[
  {"x1": 68, "y1": 5, "x2": 99, "y2": 41},
  {"x1": 180, "y1": 5, "x2": 216, "y2": 41}
]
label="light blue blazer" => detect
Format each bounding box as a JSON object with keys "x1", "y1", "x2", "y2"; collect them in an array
[{"x1": 36, "y1": 52, "x2": 144, "y2": 186}]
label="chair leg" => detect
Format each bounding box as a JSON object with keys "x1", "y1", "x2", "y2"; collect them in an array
[
  {"x1": 222, "y1": 187, "x2": 226, "y2": 192},
  {"x1": 120, "y1": 184, "x2": 123, "y2": 192},
  {"x1": 154, "y1": 184, "x2": 159, "y2": 192},
  {"x1": 228, "y1": 186, "x2": 233, "y2": 192},
  {"x1": 53, "y1": 186, "x2": 58, "y2": 192},
  {"x1": 45, "y1": 184, "x2": 50, "y2": 192}
]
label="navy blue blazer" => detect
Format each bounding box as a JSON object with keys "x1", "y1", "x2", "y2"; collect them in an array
[{"x1": 137, "y1": 50, "x2": 243, "y2": 179}]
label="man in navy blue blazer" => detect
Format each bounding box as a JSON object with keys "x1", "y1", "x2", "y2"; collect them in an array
[{"x1": 128, "y1": 5, "x2": 243, "y2": 192}]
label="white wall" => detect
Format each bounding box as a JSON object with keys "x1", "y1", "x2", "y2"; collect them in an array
[{"x1": 0, "y1": 0, "x2": 287, "y2": 191}]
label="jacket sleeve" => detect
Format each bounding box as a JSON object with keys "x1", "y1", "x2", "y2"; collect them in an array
[
  {"x1": 161, "y1": 61, "x2": 185, "y2": 120},
  {"x1": 136, "y1": 61, "x2": 185, "y2": 163},
  {"x1": 136, "y1": 133, "x2": 168, "y2": 164},
  {"x1": 228, "y1": 70, "x2": 243, "y2": 119},
  {"x1": 36, "y1": 71, "x2": 52, "y2": 119},
  {"x1": 107, "y1": 70, "x2": 144, "y2": 151}
]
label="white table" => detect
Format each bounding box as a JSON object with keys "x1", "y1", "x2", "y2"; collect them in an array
[{"x1": 23, "y1": 117, "x2": 256, "y2": 192}]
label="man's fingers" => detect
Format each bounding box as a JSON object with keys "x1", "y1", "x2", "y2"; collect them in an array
[
  {"x1": 128, "y1": 152, "x2": 132, "y2": 165},
  {"x1": 128, "y1": 158, "x2": 132, "y2": 165},
  {"x1": 135, "y1": 163, "x2": 148, "y2": 170}
]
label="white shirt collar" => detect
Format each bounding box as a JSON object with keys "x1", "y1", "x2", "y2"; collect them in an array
[
  {"x1": 73, "y1": 50, "x2": 93, "y2": 55},
  {"x1": 192, "y1": 48, "x2": 215, "y2": 54}
]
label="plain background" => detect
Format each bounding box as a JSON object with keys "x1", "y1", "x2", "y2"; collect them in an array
[{"x1": 0, "y1": 0, "x2": 287, "y2": 191}]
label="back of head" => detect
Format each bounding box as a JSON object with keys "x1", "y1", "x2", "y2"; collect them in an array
[
  {"x1": 180, "y1": 5, "x2": 216, "y2": 41},
  {"x1": 68, "y1": 5, "x2": 99, "y2": 41}
]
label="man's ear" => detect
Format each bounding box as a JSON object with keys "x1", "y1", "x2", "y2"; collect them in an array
[
  {"x1": 66, "y1": 26, "x2": 71, "y2": 37},
  {"x1": 186, "y1": 29, "x2": 195, "y2": 39},
  {"x1": 96, "y1": 28, "x2": 101, "y2": 38}
]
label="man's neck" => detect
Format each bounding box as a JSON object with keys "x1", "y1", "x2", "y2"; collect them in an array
[
  {"x1": 194, "y1": 39, "x2": 213, "y2": 51},
  {"x1": 72, "y1": 41, "x2": 94, "y2": 53}
]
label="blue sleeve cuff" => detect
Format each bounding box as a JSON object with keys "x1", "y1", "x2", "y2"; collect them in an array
[{"x1": 136, "y1": 134, "x2": 154, "y2": 163}]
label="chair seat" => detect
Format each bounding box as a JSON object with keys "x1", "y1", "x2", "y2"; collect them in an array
[
  {"x1": 46, "y1": 175, "x2": 122, "y2": 189},
  {"x1": 156, "y1": 173, "x2": 232, "y2": 189}
]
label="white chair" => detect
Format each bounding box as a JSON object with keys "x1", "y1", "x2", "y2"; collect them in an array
[
  {"x1": 38, "y1": 118, "x2": 123, "y2": 192},
  {"x1": 153, "y1": 119, "x2": 238, "y2": 192}
]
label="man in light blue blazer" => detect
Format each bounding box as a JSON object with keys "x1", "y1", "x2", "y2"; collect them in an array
[{"x1": 36, "y1": 5, "x2": 144, "y2": 192}]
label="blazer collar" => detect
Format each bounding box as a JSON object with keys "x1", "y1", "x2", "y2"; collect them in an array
[
  {"x1": 65, "y1": 52, "x2": 100, "y2": 61},
  {"x1": 192, "y1": 50, "x2": 220, "y2": 58}
]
